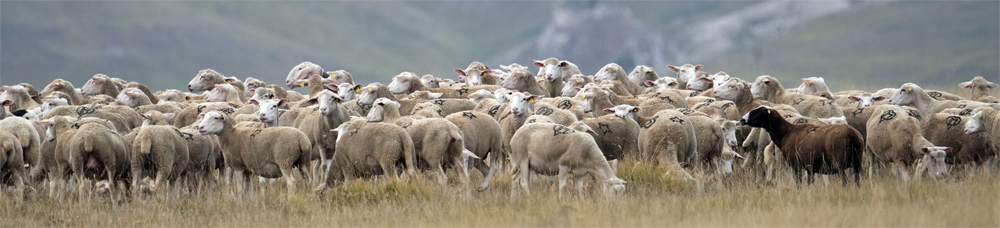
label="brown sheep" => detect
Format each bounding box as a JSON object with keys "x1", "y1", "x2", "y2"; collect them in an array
[{"x1": 741, "y1": 105, "x2": 863, "y2": 186}]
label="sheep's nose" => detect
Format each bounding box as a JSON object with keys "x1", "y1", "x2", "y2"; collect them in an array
[
  {"x1": 512, "y1": 107, "x2": 519, "y2": 113},
  {"x1": 472, "y1": 82, "x2": 479, "y2": 85},
  {"x1": 187, "y1": 85, "x2": 192, "y2": 91}
]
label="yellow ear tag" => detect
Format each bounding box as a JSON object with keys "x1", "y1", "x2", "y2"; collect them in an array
[
  {"x1": 355, "y1": 88, "x2": 361, "y2": 93},
  {"x1": 605, "y1": 86, "x2": 610, "y2": 90},
  {"x1": 151, "y1": 184, "x2": 155, "y2": 188},
  {"x1": 978, "y1": 113, "x2": 982, "y2": 118},
  {"x1": 633, "y1": 108, "x2": 639, "y2": 112},
  {"x1": 767, "y1": 110, "x2": 771, "y2": 114},
  {"x1": 529, "y1": 98, "x2": 535, "y2": 103},
  {"x1": 162, "y1": 93, "x2": 168, "y2": 97},
  {"x1": 473, "y1": 92, "x2": 478, "y2": 95},
  {"x1": 410, "y1": 95, "x2": 415, "y2": 98},
  {"x1": 368, "y1": 88, "x2": 372, "y2": 92},
  {"x1": 300, "y1": 83, "x2": 306, "y2": 87},
  {"x1": 55, "y1": 82, "x2": 60, "y2": 86},
  {"x1": 332, "y1": 73, "x2": 337, "y2": 79},
  {"x1": 907, "y1": 87, "x2": 912, "y2": 92},
  {"x1": 44, "y1": 119, "x2": 49, "y2": 122},
  {"x1": 482, "y1": 72, "x2": 489, "y2": 77},
  {"x1": 808, "y1": 80, "x2": 813, "y2": 84},
  {"x1": 575, "y1": 79, "x2": 580, "y2": 83},
  {"x1": 581, "y1": 93, "x2": 586, "y2": 99}
]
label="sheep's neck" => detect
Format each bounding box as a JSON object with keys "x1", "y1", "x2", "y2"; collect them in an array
[
  {"x1": 982, "y1": 110, "x2": 1000, "y2": 135},
  {"x1": 378, "y1": 88, "x2": 398, "y2": 102},
  {"x1": 383, "y1": 106, "x2": 402, "y2": 122},
  {"x1": 734, "y1": 89, "x2": 764, "y2": 117},
  {"x1": 408, "y1": 79, "x2": 429, "y2": 94},
  {"x1": 215, "y1": 120, "x2": 239, "y2": 148},
  {"x1": 970, "y1": 87, "x2": 989, "y2": 100},
  {"x1": 323, "y1": 105, "x2": 347, "y2": 127},
  {"x1": 913, "y1": 91, "x2": 936, "y2": 117},
  {"x1": 13, "y1": 91, "x2": 40, "y2": 110},
  {"x1": 761, "y1": 117, "x2": 792, "y2": 149},
  {"x1": 591, "y1": 95, "x2": 615, "y2": 114},
  {"x1": 761, "y1": 84, "x2": 786, "y2": 103},
  {"x1": 101, "y1": 82, "x2": 120, "y2": 98}
]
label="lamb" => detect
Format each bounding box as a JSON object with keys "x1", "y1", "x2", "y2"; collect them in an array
[
  {"x1": 666, "y1": 64, "x2": 703, "y2": 90},
  {"x1": 498, "y1": 65, "x2": 549, "y2": 97},
  {"x1": 387, "y1": 72, "x2": 499, "y2": 98},
  {"x1": 43, "y1": 116, "x2": 130, "y2": 201},
  {"x1": 1, "y1": 85, "x2": 42, "y2": 111},
  {"x1": 445, "y1": 111, "x2": 504, "y2": 191},
  {"x1": 314, "y1": 118, "x2": 417, "y2": 194},
  {"x1": 130, "y1": 124, "x2": 190, "y2": 196},
  {"x1": 366, "y1": 98, "x2": 472, "y2": 188},
  {"x1": 188, "y1": 69, "x2": 245, "y2": 98},
  {"x1": 0, "y1": 132, "x2": 26, "y2": 200},
  {"x1": 751, "y1": 75, "x2": 844, "y2": 118},
  {"x1": 561, "y1": 74, "x2": 595, "y2": 97},
  {"x1": 888, "y1": 83, "x2": 996, "y2": 117},
  {"x1": 628, "y1": 65, "x2": 659, "y2": 88},
  {"x1": 79, "y1": 74, "x2": 121, "y2": 98},
  {"x1": 921, "y1": 113, "x2": 994, "y2": 169},
  {"x1": 593, "y1": 63, "x2": 641, "y2": 97},
  {"x1": 741, "y1": 105, "x2": 864, "y2": 186},
  {"x1": 865, "y1": 105, "x2": 950, "y2": 181},
  {"x1": 960, "y1": 76, "x2": 999, "y2": 103},
  {"x1": 197, "y1": 111, "x2": 312, "y2": 199},
  {"x1": 40, "y1": 79, "x2": 88, "y2": 105},
  {"x1": 509, "y1": 122, "x2": 626, "y2": 199},
  {"x1": 637, "y1": 109, "x2": 698, "y2": 179}
]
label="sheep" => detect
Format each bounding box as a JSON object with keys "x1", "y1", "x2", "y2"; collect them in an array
[
  {"x1": 243, "y1": 77, "x2": 266, "y2": 97},
  {"x1": 965, "y1": 107, "x2": 1000, "y2": 163},
  {"x1": 685, "y1": 71, "x2": 722, "y2": 91},
  {"x1": 960, "y1": 76, "x2": 999, "y2": 103},
  {"x1": 794, "y1": 77, "x2": 834, "y2": 98},
  {"x1": 1, "y1": 85, "x2": 41, "y2": 111},
  {"x1": 574, "y1": 84, "x2": 642, "y2": 114},
  {"x1": 188, "y1": 69, "x2": 245, "y2": 97},
  {"x1": 865, "y1": 105, "x2": 950, "y2": 181},
  {"x1": 40, "y1": 79, "x2": 88, "y2": 105},
  {"x1": 628, "y1": 65, "x2": 658, "y2": 88},
  {"x1": 0, "y1": 112, "x2": 44, "y2": 175},
  {"x1": 597, "y1": 80, "x2": 635, "y2": 98},
  {"x1": 593, "y1": 63, "x2": 641, "y2": 97},
  {"x1": 888, "y1": 83, "x2": 996, "y2": 117},
  {"x1": 637, "y1": 109, "x2": 698, "y2": 179},
  {"x1": 140, "y1": 111, "x2": 218, "y2": 186},
  {"x1": 712, "y1": 78, "x2": 772, "y2": 117},
  {"x1": 122, "y1": 82, "x2": 161, "y2": 105},
  {"x1": 118, "y1": 87, "x2": 153, "y2": 108},
  {"x1": 455, "y1": 61, "x2": 498, "y2": 86},
  {"x1": 11, "y1": 109, "x2": 40, "y2": 121},
  {"x1": 445, "y1": 111, "x2": 504, "y2": 191},
  {"x1": 17, "y1": 83, "x2": 43, "y2": 105},
  {"x1": 334, "y1": 83, "x2": 360, "y2": 102},
  {"x1": 741, "y1": 105, "x2": 863, "y2": 186},
  {"x1": 43, "y1": 116, "x2": 130, "y2": 201},
  {"x1": 561, "y1": 74, "x2": 595, "y2": 97},
  {"x1": 79, "y1": 74, "x2": 121, "y2": 98},
  {"x1": 751, "y1": 75, "x2": 844, "y2": 118},
  {"x1": 366, "y1": 98, "x2": 472, "y2": 188},
  {"x1": 172, "y1": 102, "x2": 247, "y2": 128},
  {"x1": 642, "y1": 77, "x2": 680, "y2": 92},
  {"x1": 248, "y1": 99, "x2": 287, "y2": 127},
  {"x1": 314, "y1": 118, "x2": 417, "y2": 194},
  {"x1": 407, "y1": 91, "x2": 478, "y2": 115},
  {"x1": 292, "y1": 90, "x2": 349, "y2": 180},
  {"x1": 921, "y1": 113, "x2": 994, "y2": 171},
  {"x1": 525, "y1": 115, "x2": 556, "y2": 124},
  {"x1": 497, "y1": 65, "x2": 549, "y2": 97},
  {"x1": 690, "y1": 99, "x2": 741, "y2": 121},
  {"x1": 130, "y1": 124, "x2": 190, "y2": 196},
  {"x1": 411, "y1": 102, "x2": 445, "y2": 118},
  {"x1": 840, "y1": 92, "x2": 886, "y2": 108},
  {"x1": 157, "y1": 89, "x2": 187, "y2": 104},
  {"x1": 509, "y1": 122, "x2": 626, "y2": 199},
  {"x1": 841, "y1": 105, "x2": 922, "y2": 139},
  {"x1": 666, "y1": 64, "x2": 703, "y2": 90},
  {"x1": 387, "y1": 72, "x2": 499, "y2": 98},
  {"x1": 205, "y1": 84, "x2": 245, "y2": 104},
  {"x1": 583, "y1": 112, "x2": 641, "y2": 170},
  {"x1": 196, "y1": 111, "x2": 311, "y2": 199},
  {"x1": 533, "y1": 58, "x2": 581, "y2": 83},
  {"x1": 264, "y1": 84, "x2": 305, "y2": 102},
  {"x1": 688, "y1": 115, "x2": 739, "y2": 174},
  {"x1": 70, "y1": 106, "x2": 133, "y2": 134},
  {"x1": 0, "y1": 131, "x2": 26, "y2": 200}
]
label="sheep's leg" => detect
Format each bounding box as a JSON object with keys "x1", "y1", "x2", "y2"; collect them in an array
[
  {"x1": 519, "y1": 158, "x2": 530, "y2": 194},
  {"x1": 232, "y1": 169, "x2": 246, "y2": 200},
  {"x1": 840, "y1": 171, "x2": 848, "y2": 187},
  {"x1": 453, "y1": 156, "x2": 471, "y2": 195},
  {"x1": 913, "y1": 161, "x2": 927, "y2": 181},
  {"x1": 557, "y1": 166, "x2": 569, "y2": 198},
  {"x1": 893, "y1": 162, "x2": 911, "y2": 182},
  {"x1": 792, "y1": 168, "x2": 803, "y2": 188},
  {"x1": 476, "y1": 158, "x2": 495, "y2": 192},
  {"x1": 610, "y1": 159, "x2": 619, "y2": 174},
  {"x1": 435, "y1": 165, "x2": 448, "y2": 186},
  {"x1": 11, "y1": 169, "x2": 25, "y2": 202},
  {"x1": 280, "y1": 166, "x2": 297, "y2": 200},
  {"x1": 575, "y1": 175, "x2": 586, "y2": 201},
  {"x1": 317, "y1": 146, "x2": 329, "y2": 182}
]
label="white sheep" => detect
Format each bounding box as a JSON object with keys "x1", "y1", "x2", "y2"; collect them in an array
[{"x1": 509, "y1": 122, "x2": 626, "y2": 200}]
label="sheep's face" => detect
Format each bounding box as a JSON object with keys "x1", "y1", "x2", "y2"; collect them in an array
[
  {"x1": 594, "y1": 63, "x2": 623, "y2": 81},
  {"x1": 602, "y1": 177, "x2": 626, "y2": 199},
  {"x1": 712, "y1": 72, "x2": 730, "y2": 89},
  {"x1": 740, "y1": 105, "x2": 777, "y2": 128},
  {"x1": 468, "y1": 89, "x2": 494, "y2": 103},
  {"x1": 750, "y1": 75, "x2": 777, "y2": 99},
  {"x1": 79, "y1": 74, "x2": 108, "y2": 96},
  {"x1": 251, "y1": 98, "x2": 286, "y2": 124},
  {"x1": 718, "y1": 149, "x2": 742, "y2": 175},
  {"x1": 337, "y1": 83, "x2": 358, "y2": 101},
  {"x1": 965, "y1": 110, "x2": 987, "y2": 134},
  {"x1": 160, "y1": 89, "x2": 184, "y2": 103},
  {"x1": 712, "y1": 79, "x2": 744, "y2": 101},
  {"x1": 205, "y1": 84, "x2": 234, "y2": 103},
  {"x1": 188, "y1": 70, "x2": 220, "y2": 92},
  {"x1": 316, "y1": 91, "x2": 343, "y2": 116},
  {"x1": 795, "y1": 77, "x2": 826, "y2": 95},
  {"x1": 721, "y1": 121, "x2": 738, "y2": 147},
  {"x1": 420, "y1": 75, "x2": 439, "y2": 89},
  {"x1": 95, "y1": 180, "x2": 112, "y2": 195},
  {"x1": 508, "y1": 92, "x2": 537, "y2": 116},
  {"x1": 367, "y1": 98, "x2": 399, "y2": 122},
  {"x1": 499, "y1": 67, "x2": 532, "y2": 90},
  {"x1": 244, "y1": 77, "x2": 265, "y2": 97},
  {"x1": 0, "y1": 86, "x2": 20, "y2": 106},
  {"x1": 388, "y1": 72, "x2": 417, "y2": 94},
  {"x1": 197, "y1": 112, "x2": 227, "y2": 135},
  {"x1": 921, "y1": 147, "x2": 951, "y2": 180},
  {"x1": 249, "y1": 88, "x2": 277, "y2": 104},
  {"x1": 628, "y1": 65, "x2": 654, "y2": 83},
  {"x1": 535, "y1": 60, "x2": 570, "y2": 82},
  {"x1": 888, "y1": 83, "x2": 922, "y2": 106},
  {"x1": 286, "y1": 62, "x2": 321, "y2": 88},
  {"x1": 494, "y1": 88, "x2": 513, "y2": 103},
  {"x1": 562, "y1": 77, "x2": 587, "y2": 97},
  {"x1": 358, "y1": 83, "x2": 381, "y2": 105},
  {"x1": 604, "y1": 104, "x2": 640, "y2": 121},
  {"x1": 575, "y1": 86, "x2": 602, "y2": 113},
  {"x1": 960, "y1": 76, "x2": 999, "y2": 91},
  {"x1": 848, "y1": 94, "x2": 885, "y2": 108},
  {"x1": 667, "y1": 64, "x2": 702, "y2": 83},
  {"x1": 646, "y1": 77, "x2": 678, "y2": 90},
  {"x1": 686, "y1": 72, "x2": 713, "y2": 90}
]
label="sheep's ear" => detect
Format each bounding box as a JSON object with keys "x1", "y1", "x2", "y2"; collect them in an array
[
  {"x1": 734, "y1": 152, "x2": 745, "y2": 160},
  {"x1": 499, "y1": 64, "x2": 510, "y2": 71},
  {"x1": 453, "y1": 69, "x2": 467, "y2": 76},
  {"x1": 848, "y1": 96, "x2": 861, "y2": 102},
  {"x1": 644, "y1": 80, "x2": 656, "y2": 87},
  {"x1": 959, "y1": 82, "x2": 972, "y2": 89},
  {"x1": 763, "y1": 79, "x2": 771, "y2": 84},
  {"x1": 989, "y1": 83, "x2": 1000, "y2": 89},
  {"x1": 667, "y1": 65, "x2": 679, "y2": 72},
  {"x1": 559, "y1": 61, "x2": 570, "y2": 68},
  {"x1": 199, "y1": 113, "x2": 206, "y2": 118},
  {"x1": 163, "y1": 113, "x2": 176, "y2": 120},
  {"x1": 532, "y1": 60, "x2": 545, "y2": 67},
  {"x1": 428, "y1": 93, "x2": 444, "y2": 99},
  {"x1": 603, "y1": 108, "x2": 616, "y2": 114},
  {"x1": 699, "y1": 77, "x2": 712, "y2": 83},
  {"x1": 921, "y1": 147, "x2": 931, "y2": 154},
  {"x1": 303, "y1": 97, "x2": 319, "y2": 107},
  {"x1": 872, "y1": 96, "x2": 886, "y2": 101},
  {"x1": 330, "y1": 129, "x2": 339, "y2": 133},
  {"x1": 333, "y1": 96, "x2": 342, "y2": 103},
  {"x1": 943, "y1": 147, "x2": 953, "y2": 153},
  {"x1": 224, "y1": 78, "x2": 236, "y2": 84},
  {"x1": 141, "y1": 113, "x2": 150, "y2": 119},
  {"x1": 353, "y1": 84, "x2": 364, "y2": 93},
  {"x1": 695, "y1": 65, "x2": 704, "y2": 71},
  {"x1": 632, "y1": 107, "x2": 642, "y2": 113},
  {"x1": 818, "y1": 92, "x2": 836, "y2": 100},
  {"x1": 248, "y1": 99, "x2": 261, "y2": 106}
]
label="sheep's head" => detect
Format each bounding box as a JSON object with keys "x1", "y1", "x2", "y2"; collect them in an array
[
  {"x1": 533, "y1": 58, "x2": 571, "y2": 82},
  {"x1": 286, "y1": 62, "x2": 323, "y2": 88},
  {"x1": 628, "y1": 65, "x2": 657, "y2": 84},
  {"x1": 244, "y1": 77, "x2": 266, "y2": 97},
  {"x1": 604, "y1": 104, "x2": 641, "y2": 122},
  {"x1": 160, "y1": 89, "x2": 185, "y2": 103},
  {"x1": 141, "y1": 110, "x2": 173, "y2": 126},
  {"x1": 337, "y1": 83, "x2": 360, "y2": 101},
  {"x1": 205, "y1": 84, "x2": 236, "y2": 103},
  {"x1": 197, "y1": 111, "x2": 228, "y2": 135},
  {"x1": 602, "y1": 177, "x2": 626, "y2": 199},
  {"x1": 888, "y1": 83, "x2": 923, "y2": 106},
  {"x1": 324, "y1": 70, "x2": 352, "y2": 86},
  {"x1": 468, "y1": 89, "x2": 494, "y2": 103},
  {"x1": 249, "y1": 98, "x2": 286, "y2": 124},
  {"x1": 494, "y1": 88, "x2": 513, "y2": 103},
  {"x1": 720, "y1": 120, "x2": 739, "y2": 147},
  {"x1": 718, "y1": 148, "x2": 743, "y2": 176},
  {"x1": 795, "y1": 77, "x2": 827, "y2": 96},
  {"x1": 420, "y1": 74, "x2": 440, "y2": 89},
  {"x1": 41, "y1": 79, "x2": 74, "y2": 96},
  {"x1": 357, "y1": 83, "x2": 383, "y2": 105},
  {"x1": 499, "y1": 65, "x2": 532, "y2": 90},
  {"x1": 0, "y1": 85, "x2": 24, "y2": 106},
  {"x1": 189, "y1": 69, "x2": 223, "y2": 92},
  {"x1": 965, "y1": 108, "x2": 991, "y2": 134},
  {"x1": 740, "y1": 105, "x2": 779, "y2": 128},
  {"x1": 40, "y1": 116, "x2": 73, "y2": 142},
  {"x1": 388, "y1": 72, "x2": 418, "y2": 94},
  {"x1": 644, "y1": 77, "x2": 678, "y2": 90},
  {"x1": 316, "y1": 90, "x2": 343, "y2": 116},
  {"x1": 575, "y1": 84, "x2": 605, "y2": 113},
  {"x1": 667, "y1": 64, "x2": 703, "y2": 83},
  {"x1": 848, "y1": 93, "x2": 886, "y2": 108},
  {"x1": 594, "y1": 63, "x2": 624, "y2": 81},
  {"x1": 80, "y1": 74, "x2": 111, "y2": 96},
  {"x1": 686, "y1": 71, "x2": 713, "y2": 91},
  {"x1": 507, "y1": 92, "x2": 538, "y2": 116},
  {"x1": 562, "y1": 75, "x2": 591, "y2": 97},
  {"x1": 367, "y1": 98, "x2": 400, "y2": 122},
  {"x1": 960, "y1": 76, "x2": 999, "y2": 91},
  {"x1": 750, "y1": 75, "x2": 779, "y2": 99},
  {"x1": 711, "y1": 72, "x2": 731, "y2": 89},
  {"x1": 713, "y1": 78, "x2": 746, "y2": 101},
  {"x1": 921, "y1": 146, "x2": 951, "y2": 180}
]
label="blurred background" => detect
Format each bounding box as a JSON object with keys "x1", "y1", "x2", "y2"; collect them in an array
[{"x1": 1, "y1": 0, "x2": 997, "y2": 93}]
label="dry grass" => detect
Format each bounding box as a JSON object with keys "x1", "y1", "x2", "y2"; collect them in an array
[{"x1": 2, "y1": 162, "x2": 998, "y2": 227}]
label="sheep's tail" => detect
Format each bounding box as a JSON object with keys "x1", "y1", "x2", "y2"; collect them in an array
[
  {"x1": 298, "y1": 132, "x2": 311, "y2": 161},
  {"x1": 402, "y1": 134, "x2": 417, "y2": 178},
  {"x1": 135, "y1": 133, "x2": 152, "y2": 155},
  {"x1": 84, "y1": 134, "x2": 97, "y2": 153}
]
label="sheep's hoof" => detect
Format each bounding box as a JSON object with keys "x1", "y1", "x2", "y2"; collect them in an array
[{"x1": 476, "y1": 187, "x2": 487, "y2": 192}]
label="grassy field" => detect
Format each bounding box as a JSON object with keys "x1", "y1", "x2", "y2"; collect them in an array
[{"x1": 2, "y1": 161, "x2": 997, "y2": 227}]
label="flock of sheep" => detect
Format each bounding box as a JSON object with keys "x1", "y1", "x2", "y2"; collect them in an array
[{"x1": 0, "y1": 58, "x2": 996, "y2": 202}]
